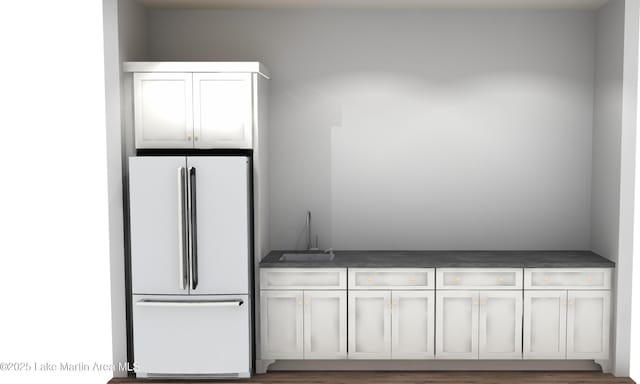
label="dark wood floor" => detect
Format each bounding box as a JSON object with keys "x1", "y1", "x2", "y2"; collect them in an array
[{"x1": 109, "y1": 371, "x2": 635, "y2": 384}]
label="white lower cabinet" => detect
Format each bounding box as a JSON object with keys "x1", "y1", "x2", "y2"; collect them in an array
[
  {"x1": 348, "y1": 290, "x2": 392, "y2": 359},
  {"x1": 479, "y1": 291, "x2": 523, "y2": 359},
  {"x1": 260, "y1": 267, "x2": 612, "y2": 363},
  {"x1": 391, "y1": 291, "x2": 435, "y2": 359},
  {"x1": 260, "y1": 290, "x2": 304, "y2": 359},
  {"x1": 348, "y1": 290, "x2": 435, "y2": 359},
  {"x1": 523, "y1": 290, "x2": 611, "y2": 360},
  {"x1": 566, "y1": 291, "x2": 610, "y2": 359},
  {"x1": 303, "y1": 291, "x2": 347, "y2": 359},
  {"x1": 436, "y1": 291, "x2": 478, "y2": 359},
  {"x1": 523, "y1": 290, "x2": 567, "y2": 359},
  {"x1": 260, "y1": 288, "x2": 346, "y2": 360},
  {"x1": 436, "y1": 290, "x2": 522, "y2": 359}
]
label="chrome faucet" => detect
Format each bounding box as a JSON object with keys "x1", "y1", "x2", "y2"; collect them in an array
[
  {"x1": 306, "y1": 211, "x2": 313, "y2": 250},
  {"x1": 306, "y1": 211, "x2": 333, "y2": 255}
]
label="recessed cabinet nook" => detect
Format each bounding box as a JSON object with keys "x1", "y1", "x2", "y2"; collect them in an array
[{"x1": 104, "y1": 0, "x2": 637, "y2": 380}]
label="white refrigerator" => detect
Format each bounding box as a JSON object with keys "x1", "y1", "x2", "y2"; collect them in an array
[{"x1": 128, "y1": 156, "x2": 251, "y2": 378}]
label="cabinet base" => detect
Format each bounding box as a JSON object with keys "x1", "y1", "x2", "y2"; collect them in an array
[
  {"x1": 263, "y1": 360, "x2": 602, "y2": 372},
  {"x1": 255, "y1": 359, "x2": 276, "y2": 374},
  {"x1": 594, "y1": 359, "x2": 611, "y2": 373}
]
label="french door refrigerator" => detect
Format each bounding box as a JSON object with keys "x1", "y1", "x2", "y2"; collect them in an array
[{"x1": 128, "y1": 156, "x2": 251, "y2": 378}]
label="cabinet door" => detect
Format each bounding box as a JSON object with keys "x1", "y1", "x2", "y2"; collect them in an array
[
  {"x1": 134, "y1": 73, "x2": 193, "y2": 149},
  {"x1": 479, "y1": 291, "x2": 522, "y2": 359},
  {"x1": 193, "y1": 73, "x2": 253, "y2": 149},
  {"x1": 303, "y1": 291, "x2": 347, "y2": 359},
  {"x1": 391, "y1": 291, "x2": 435, "y2": 359},
  {"x1": 260, "y1": 291, "x2": 303, "y2": 359},
  {"x1": 187, "y1": 157, "x2": 249, "y2": 295},
  {"x1": 436, "y1": 291, "x2": 478, "y2": 359},
  {"x1": 129, "y1": 156, "x2": 189, "y2": 295},
  {"x1": 566, "y1": 291, "x2": 610, "y2": 359},
  {"x1": 523, "y1": 291, "x2": 567, "y2": 359},
  {"x1": 348, "y1": 291, "x2": 391, "y2": 359}
]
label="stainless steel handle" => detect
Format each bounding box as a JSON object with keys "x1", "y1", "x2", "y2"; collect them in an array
[
  {"x1": 188, "y1": 166, "x2": 198, "y2": 290},
  {"x1": 136, "y1": 299, "x2": 244, "y2": 307},
  {"x1": 177, "y1": 167, "x2": 188, "y2": 290}
]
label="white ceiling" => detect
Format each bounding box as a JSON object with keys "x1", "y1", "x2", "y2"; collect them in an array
[{"x1": 139, "y1": 0, "x2": 610, "y2": 10}]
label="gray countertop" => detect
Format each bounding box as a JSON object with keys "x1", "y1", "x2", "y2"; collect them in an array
[{"x1": 259, "y1": 250, "x2": 615, "y2": 268}]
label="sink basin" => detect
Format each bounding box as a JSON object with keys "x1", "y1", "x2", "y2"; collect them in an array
[{"x1": 279, "y1": 253, "x2": 335, "y2": 262}]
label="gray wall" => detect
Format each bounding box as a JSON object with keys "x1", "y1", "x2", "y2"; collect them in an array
[
  {"x1": 148, "y1": 9, "x2": 596, "y2": 251},
  {"x1": 103, "y1": 0, "x2": 148, "y2": 377},
  {"x1": 592, "y1": 0, "x2": 623, "y2": 263},
  {"x1": 592, "y1": 0, "x2": 625, "y2": 375}
]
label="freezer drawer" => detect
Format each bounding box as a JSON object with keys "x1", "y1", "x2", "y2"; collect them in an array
[{"x1": 133, "y1": 294, "x2": 251, "y2": 378}]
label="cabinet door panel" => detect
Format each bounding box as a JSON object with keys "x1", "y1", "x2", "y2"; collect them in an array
[
  {"x1": 260, "y1": 291, "x2": 303, "y2": 359},
  {"x1": 436, "y1": 291, "x2": 478, "y2": 359},
  {"x1": 523, "y1": 291, "x2": 567, "y2": 359},
  {"x1": 348, "y1": 291, "x2": 391, "y2": 359},
  {"x1": 567, "y1": 291, "x2": 610, "y2": 359},
  {"x1": 392, "y1": 291, "x2": 434, "y2": 359},
  {"x1": 193, "y1": 73, "x2": 253, "y2": 149},
  {"x1": 479, "y1": 291, "x2": 522, "y2": 359},
  {"x1": 129, "y1": 157, "x2": 188, "y2": 295},
  {"x1": 134, "y1": 72, "x2": 193, "y2": 148},
  {"x1": 304, "y1": 291, "x2": 347, "y2": 359}
]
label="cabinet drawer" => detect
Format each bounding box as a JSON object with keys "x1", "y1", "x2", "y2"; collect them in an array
[
  {"x1": 348, "y1": 268, "x2": 435, "y2": 290},
  {"x1": 436, "y1": 268, "x2": 523, "y2": 290},
  {"x1": 524, "y1": 268, "x2": 612, "y2": 290},
  {"x1": 260, "y1": 268, "x2": 346, "y2": 290}
]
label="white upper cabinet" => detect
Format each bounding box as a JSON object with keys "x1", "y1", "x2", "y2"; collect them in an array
[
  {"x1": 566, "y1": 290, "x2": 611, "y2": 359},
  {"x1": 193, "y1": 73, "x2": 253, "y2": 149},
  {"x1": 128, "y1": 63, "x2": 267, "y2": 150},
  {"x1": 134, "y1": 73, "x2": 194, "y2": 149}
]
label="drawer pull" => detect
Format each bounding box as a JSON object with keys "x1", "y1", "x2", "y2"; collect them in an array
[
  {"x1": 543, "y1": 277, "x2": 550, "y2": 283},
  {"x1": 455, "y1": 276, "x2": 461, "y2": 283},
  {"x1": 367, "y1": 277, "x2": 374, "y2": 283},
  {"x1": 587, "y1": 276, "x2": 593, "y2": 283},
  {"x1": 409, "y1": 277, "x2": 416, "y2": 283},
  {"x1": 498, "y1": 277, "x2": 504, "y2": 282},
  {"x1": 298, "y1": 300, "x2": 303, "y2": 305},
  {"x1": 136, "y1": 299, "x2": 243, "y2": 307},
  {"x1": 568, "y1": 300, "x2": 574, "y2": 306}
]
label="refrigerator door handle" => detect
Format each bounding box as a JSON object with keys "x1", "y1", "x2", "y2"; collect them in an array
[
  {"x1": 136, "y1": 299, "x2": 244, "y2": 307},
  {"x1": 177, "y1": 166, "x2": 188, "y2": 290},
  {"x1": 188, "y1": 166, "x2": 199, "y2": 290}
]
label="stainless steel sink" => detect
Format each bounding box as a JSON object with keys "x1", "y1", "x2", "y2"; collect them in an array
[{"x1": 279, "y1": 253, "x2": 335, "y2": 262}]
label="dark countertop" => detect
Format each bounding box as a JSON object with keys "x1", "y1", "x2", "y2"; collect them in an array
[{"x1": 259, "y1": 250, "x2": 615, "y2": 268}]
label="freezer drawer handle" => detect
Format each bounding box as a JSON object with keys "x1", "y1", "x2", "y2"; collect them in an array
[
  {"x1": 177, "y1": 167, "x2": 189, "y2": 290},
  {"x1": 136, "y1": 299, "x2": 244, "y2": 307}
]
